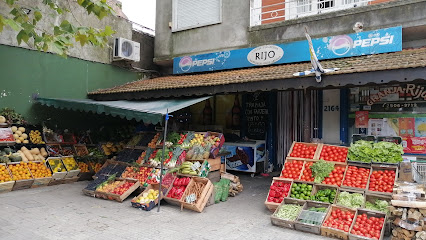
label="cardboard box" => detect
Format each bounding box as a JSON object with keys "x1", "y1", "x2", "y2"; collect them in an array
[{"x1": 398, "y1": 162, "x2": 413, "y2": 182}]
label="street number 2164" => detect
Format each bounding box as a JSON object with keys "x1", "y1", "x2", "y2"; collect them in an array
[{"x1": 324, "y1": 105, "x2": 340, "y2": 112}]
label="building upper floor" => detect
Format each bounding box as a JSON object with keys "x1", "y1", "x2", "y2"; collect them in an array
[{"x1": 154, "y1": 0, "x2": 426, "y2": 72}]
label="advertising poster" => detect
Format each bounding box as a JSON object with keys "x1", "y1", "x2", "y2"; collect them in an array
[
  {"x1": 399, "y1": 118, "x2": 415, "y2": 137},
  {"x1": 368, "y1": 119, "x2": 384, "y2": 136},
  {"x1": 355, "y1": 111, "x2": 369, "y2": 128},
  {"x1": 415, "y1": 118, "x2": 426, "y2": 137},
  {"x1": 402, "y1": 137, "x2": 426, "y2": 154},
  {"x1": 223, "y1": 144, "x2": 265, "y2": 173}
]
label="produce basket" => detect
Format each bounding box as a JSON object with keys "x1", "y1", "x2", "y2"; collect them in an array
[
  {"x1": 164, "y1": 176, "x2": 193, "y2": 206},
  {"x1": 287, "y1": 141, "x2": 321, "y2": 160},
  {"x1": 104, "y1": 178, "x2": 140, "y2": 202},
  {"x1": 204, "y1": 131, "x2": 225, "y2": 158},
  {"x1": 321, "y1": 205, "x2": 357, "y2": 240},
  {"x1": 0, "y1": 163, "x2": 15, "y2": 193},
  {"x1": 46, "y1": 157, "x2": 68, "y2": 180},
  {"x1": 317, "y1": 144, "x2": 349, "y2": 164},
  {"x1": 181, "y1": 177, "x2": 214, "y2": 213},
  {"x1": 348, "y1": 209, "x2": 386, "y2": 240},
  {"x1": 131, "y1": 184, "x2": 162, "y2": 211},
  {"x1": 265, "y1": 177, "x2": 293, "y2": 212},
  {"x1": 271, "y1": 197, "x2": 305, "y2": 229},
  {"x1": 280, "y1": 157, "x2": 305, "y2": 180},
  {"x1": 287, "y1": 181, "x2": 314, "y2": 201},
  {"x1": 62, "y1": 156, "x2": 80, "y2": 178},
  {"x1": 310, "y1": 184, "x2": 338, "y2": 204},
  {"x1": 362, "y1": 193, "x2": 391, "y2": 215},
  {"x1": 28, "y1": 161, "x2": 52, "y2": 188},
  {"x1": 46, "y1": 144, "x2": 62, "y2": 157},
  {"x1": 294, "y1": 201, "x2": 330, "y2": 235},
  {"x1": 60, "y1": 145, "x2": 75, "y2": 156},
  {"x1": 335, "y1": 188, "x2": 366, "y2": 210},
  {"x1": 366, "y1": 165, "x2": 398, "y2": 197},
  {"x1": 8, "y1": 162, "x2": 34, "y2": 190},
  {"x1": 73, "y1": 144, "x2": 89, "y2": 156},
  {"x1": 341, "y1": 164, "x2": 372, "y2": 191}
]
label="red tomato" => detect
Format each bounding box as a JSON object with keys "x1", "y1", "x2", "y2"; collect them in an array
[
  {"x1": 289, "y1": 143, "x2": 317, "y2": 159},
  {"x1": 368, "y1": 170, "x2": 396, "y2": 193},
  {"x1": 281, "y1": 160, "x2": 304, "y2": 180},
  {"x1": 323, "y1": 208, "x2": 354, "y2": 232}
]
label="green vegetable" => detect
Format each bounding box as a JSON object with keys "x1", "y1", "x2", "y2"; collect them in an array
[
  {"x1": 310, "y1": 160, "x2": 335, "y2": 183},
  {"x1": 337, "y1": 192, "x2": 365, "y2": 208},
  {"x1": 308, "y1": 207, "x2": 327, "y2": 212},
  {"x1": 365, "y1": 199, "x2": 389, "y2": 213},
  {"x1": 167, "y1": 132, "x2": 181, "y2": 144},
  {"x1": 275, "y1": 204, "x2": 302, "y2": 220},
  {"x1": 348, "y1": 140, "x2": 403, "y2": 163},
  {"x1": 290, "y1": 183, "x2": 313, "y2": 200},
  {"x1": 310, "y1": 189, "x2": 337, "y2": 203}
]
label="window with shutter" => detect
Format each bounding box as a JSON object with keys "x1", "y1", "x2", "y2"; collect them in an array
[{"x1": 172, "y1": 0, "x2": 222, "y2": 32}]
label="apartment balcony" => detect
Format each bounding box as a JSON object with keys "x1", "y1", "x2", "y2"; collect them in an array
[{"x1": 250, "y1": 0, "x2": 392, "y2": 26}]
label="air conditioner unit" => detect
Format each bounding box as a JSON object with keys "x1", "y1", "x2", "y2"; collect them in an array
[{"x1": 113, "y1": 37, "x2": 140, "y2": 62}]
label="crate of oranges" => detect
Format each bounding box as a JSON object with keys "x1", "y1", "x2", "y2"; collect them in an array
[
  {"x1": 61, "y1": 156, "x2": 81, "y2": 178},
  {"x1": 8, "y1": 162, "x2": 34, "y2": 190},
  {"x1": 0, "y1": 163, "x2": 14, "y2": 193},
  {"x1": 28, "y1": 161, "x2": 52, "y2": 188}
]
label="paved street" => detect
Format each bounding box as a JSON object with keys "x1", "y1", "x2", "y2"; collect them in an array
[{"x1": 0, "y1": 174, "x2": 330, "y2": 240}]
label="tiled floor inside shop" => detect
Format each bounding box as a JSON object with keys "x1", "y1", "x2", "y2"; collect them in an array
[{"x1": 1, "y1": 173, "x2": 373, "y2": 240}]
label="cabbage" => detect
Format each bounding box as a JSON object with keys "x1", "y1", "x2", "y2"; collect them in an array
[
  {"x1": 337, "y1": 192, "x2": 365, "y2": 208},
  {"x1": 365, "y1": 199, "x2": 389, "y2": 213}
]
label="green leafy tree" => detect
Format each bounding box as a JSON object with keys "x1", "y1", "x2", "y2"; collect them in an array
[{"x1": 0, "y1": 0, "x2": 116, "y2": 57}]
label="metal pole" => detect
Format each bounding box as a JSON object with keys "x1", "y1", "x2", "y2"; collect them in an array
[{"x1": 157, "y1": 110, "x2": 169, "y2": 212}]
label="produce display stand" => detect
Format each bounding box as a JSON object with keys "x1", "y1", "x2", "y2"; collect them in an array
[
  {"x1": 8, "y1": 162, "x2": 34, "y2": 190},
  {"x1": 348, "y1": 209, "x2": 386, "y2": 240},
  {"x1": 265, "y1": 177, "x2": 293, "y2": 212},
  {"x1": 95, "y1": 178, "x2": 140, "y2": 202},
  {"x1": 271, "y1": 197, "x2": 306, "y2": 229},
  {"x1": 180, "y1": 177, "x2": 214, "y2": 213},
  {"x1": 294, "y1": 201, "x2": 330, "y2": 235},
  {"x1": 366, "y1": 165, "x2": 398, "y2": 197},
  {"x1": 0, "y1": 163, "x2": 14, "y2": 193},
  {"x1": 335, "y1": 188, "x2": 365, "y2": 210},
  {"x1": 310, "y1": 184, "x2": 338, "y2": 205},
  {"x1": 164, "y1": 177, "x2": 195, "y2": 206},
  {"x1": 321, "y1": 205, "x2": 357, "y2": 240}
]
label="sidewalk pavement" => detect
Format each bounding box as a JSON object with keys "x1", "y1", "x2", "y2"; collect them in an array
[{"x1": 0, "y1": 174, "x2": 330, "y2": 240}]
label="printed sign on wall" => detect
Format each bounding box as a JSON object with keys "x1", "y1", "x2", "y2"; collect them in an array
[{"x1": 173, "y1": 26, "x2": 402, "y2": 74}]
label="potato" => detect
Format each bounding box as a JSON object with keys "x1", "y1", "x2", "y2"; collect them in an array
[
  {"x1": 11, "y1": 126, "x2": 17, "y2": 132},
  {"x1": 13, "y1": 134, "x2": 19, "y2": 139},
  {"x1": 21, "y1": 133, "x2": 28, "y2": 139},
  {"x1": 23, "y1": 140, "x2": 29, "y2": 144},
  {"x1": 18, "y1": 127, "x2": 25, "y2": 133},
  {"x1": 15, "y1": 130, "x2": 22, "y2": 136},
  {"x1": 18, "y1": 137, "x2": 24, "y2": 142},
  {"x1": 16, "y1": 139, "x2": 21, "y2": 143}
]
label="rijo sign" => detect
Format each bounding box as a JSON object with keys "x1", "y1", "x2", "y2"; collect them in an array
[{"x1": 173, "y1": 26, "x2": 402, "y2": 74}]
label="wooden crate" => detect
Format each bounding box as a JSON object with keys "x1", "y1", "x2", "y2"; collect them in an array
[
  {"x1": 336, "y1": 188, "x2": 365, "y2": 209},
  {"x1": 181, "y1": 177, "x2": 214, "y2": 213},
  {"x1": 310, "y1": 184, "x2": 338, "y2": 204},
  {"x1": 220, "y1": 163, "x2": 225, "y2": 173},
  {"x1": 207, "y1": 157, "x2": 221, "y2": 171},
  {"x1": 280, "y1": 157, "x2": 306, "y2": 180},
  {"x1": 207, "y1": 170, "x2": 221, "y2": 183},
  {"x1": 0, "y1": 163, "x2": 14, "y2": 194},
  {"x1": 103, "y1": 179, "x2": 141, "y2": 202},
  {"x1": 48, "y1": 178, "x2": 66, "y2": 186},
  {"x1": 287, "y1": 141, "x2": 321, "y2": 160},
  {"x1": 46, "y1": 157, "x2": 68, "y2": 180},
  {"x1": 321, "y1": 205, "x2": 357, "y2": 240},
  {"x1": 362, "y1": 193, "x2": 392, "y2": 214},
  {"x1": 366, "y1": 165, "x2": 398, "y2": 197},
  {"x1": 73, "y1": 144, "x2": 89, "y2": 156},
  {"x1": 320, "y1": 163, "x2": 347, "y2": 187},
  {"x1": 341, "y1": 164, "x2": 372, "y2": 191},
  {"x1": 265, "y1": 177, "x2": 293, "y2": 213},
  {"x1": 287, "y1": 180, "x2": 314, "y2": 201},
  {"x1": 271, "y1": 197, "x2": 305, "y2": 229},
  {"x1": 8, "y1": 162, "x2": 34, "y2": 191},
  {"x1": 131, "y1": 184, "x2": 162, "y2": 211},
  {"x1": 294, "y1": 201, "x2": 330, "y2": 235},
  {"x1": 164, "y1": 177, "x2": 194, "y2": 206},
  {"x1": 317, "y1": 144, "x2": 349, "y2": 165},
  {"x1": 349, "y1": 209, "x2": 386, "y2": 240},
  {"x1": 32, "y1": 177, "x2": 52, "y2": 188},
  {"x1": 62, "y1": 156, "x2": 81, "y2": 178}
]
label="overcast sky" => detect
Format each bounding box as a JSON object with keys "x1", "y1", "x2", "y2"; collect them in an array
[{"x1": 120, "y1": 0, "x2": 156, "y2": 30}]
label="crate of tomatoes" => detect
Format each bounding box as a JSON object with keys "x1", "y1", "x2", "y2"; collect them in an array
[
  {"x1": 342, "y1": 164, "x2": 372, "y2": 191},
  {"x1": 367, "y1": 165, "x2": 397, "y2": 196},
  {"x1": 265, "y1": 177, "x2": 292, "y2": 212},
  {"x1": 280, "y1": 158, "x2": 304, "y2": 180},
  {"x1": 287, "y1": 142, "x2": 320, "y2": 160},
  {"x1": 318, "y1": 144, "x2": 348, "y2": 164},
  {"x1": 321, "y1": 205, "x2": 357, "y2": 240},
  {"x1": 349, "y1": 209, "x2": 386, "y2": 240}
]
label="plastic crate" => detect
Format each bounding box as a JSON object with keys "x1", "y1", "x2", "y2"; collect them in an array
[{"x1": 412, "y1": 160, "x2": 426, "y2": 183}]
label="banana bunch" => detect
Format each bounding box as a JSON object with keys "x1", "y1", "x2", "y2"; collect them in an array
[{"x1": 179, "y1": 161, "x2": 199, "y2": 175}]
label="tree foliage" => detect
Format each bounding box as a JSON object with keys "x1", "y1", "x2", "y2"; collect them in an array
[{"x1": 0, "y1": 0, "x2": 116, "y2": 57}]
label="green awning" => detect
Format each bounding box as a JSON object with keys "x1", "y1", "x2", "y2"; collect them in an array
[{"x1": 35, "y1": 97, "x2": 210, "y2": 124}]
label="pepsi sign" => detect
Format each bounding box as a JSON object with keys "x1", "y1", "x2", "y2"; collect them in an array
[{"x1": 173, "y1": 26, "x2": 402, "y2": 74}]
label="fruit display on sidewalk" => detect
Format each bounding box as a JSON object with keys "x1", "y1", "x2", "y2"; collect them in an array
[
  {"x1": 9, "y1": 162, "x2": 33, "y2": 180},
  {"x1": 28, "y1": 162, "x2": 52, "y2": 178}
]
